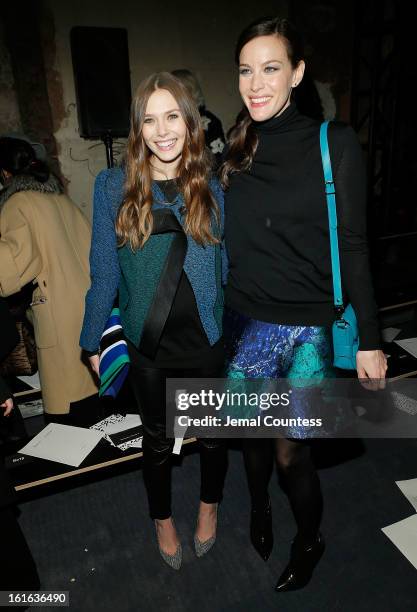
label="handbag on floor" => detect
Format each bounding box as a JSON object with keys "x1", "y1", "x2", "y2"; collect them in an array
[
  {"x1": 319, "y1": 121, "x2": 359, "y2": 370},
  {"x1": 0, "y1": 320, "x2": 37, "y2": 377},
  {"x1": 99, "y1": 307, "x2": 130, "y2": 397}
]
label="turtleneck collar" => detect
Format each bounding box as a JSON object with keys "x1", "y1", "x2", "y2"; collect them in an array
[{"x1": 252, "y1": 102, "x2": 299, "y2": 135}]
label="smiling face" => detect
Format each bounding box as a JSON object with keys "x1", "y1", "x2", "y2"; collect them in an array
[
  {"x1": 142, "y1": 88, "x2": 187, "y2": 177},
  {"x1": 238, "y1": 35, "x2": 305, "y2": 122}
]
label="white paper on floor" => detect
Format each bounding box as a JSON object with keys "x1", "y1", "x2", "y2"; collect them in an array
[
  {"x1": 120, "y1": 438, "x2": 142, "y2": 450},
  {"x1": 381, "y1": 327, "x2": 401, "y2": 343},
  {"x1": 394, "y1": 337, "x2": 417, "y2": 359},
  {"x1": 396, "y1": 478, "x2": 417, "y2": 512},
  {"x1": 17, "y1": 371, "x2": 41, "y2": 390},
  {"x1": 382, "y1": 514, "x2": 417, "y2": 570},
  {"x1": 91, "y1": 413, "x2": 141, "y2": 436},
  {"x1": 18, "y1": 397, "x2": 44, "y2": 418},
  {"x1": 19, "y1": 423, "x2": 104, "y2": 467},
  {"x1": 391, "y1": 392, "x2": 417, "y2": 416},
  {"x1": 90, "y1": 413, "x2": 142, "y2": 451}
]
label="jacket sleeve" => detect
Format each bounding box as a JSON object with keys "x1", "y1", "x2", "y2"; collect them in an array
[
  {"x1": 331, "y1": 124, "x2": 381, "y2": 350},
  {"x1": 210, "y1": 178, "x2": 229, "y2": 286},
  {"x1": 0, "y1": 195, "x2": 42, "y2": 296},
  {"x1": 79, "y1": 170, "x2": 120, "y2": 353}
]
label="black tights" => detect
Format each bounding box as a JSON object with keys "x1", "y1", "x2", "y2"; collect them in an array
[{"x1": 243, "y1": 437, "x2": 322, "y2": 545}]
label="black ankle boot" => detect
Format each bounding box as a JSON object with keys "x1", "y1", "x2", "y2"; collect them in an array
[
  {"x1": 274, "y1": 532, "x2": 325, "y2": 592},
  {"x1": 250, "y1": 498, "x2": 273, "y2": 561}
]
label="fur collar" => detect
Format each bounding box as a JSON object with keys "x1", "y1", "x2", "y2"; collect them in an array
[{"x1": 0, "y1": 173, "x2": 63, "y2": 209}]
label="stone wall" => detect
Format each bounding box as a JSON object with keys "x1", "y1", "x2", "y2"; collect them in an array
[{"x1": 2, "y1": 1, "x2": 356, "y2": 217}]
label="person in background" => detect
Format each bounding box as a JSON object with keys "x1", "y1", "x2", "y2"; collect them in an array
[
  {"x1": 172, "y1": 69, "x2": 226, "y2": 166},
  {"x1": 0, "y1": 392, "x2": 41, "y2": 596},
  {"x1": 0, "y1": 296, "x2": 40, "y2": 594},
  {"x1": 221, "y1": 16, "x2": 386, "y2": 591},
  {"x1": 80, "y1": 72, "x2": 228, "y2": 570},
  {"x1": 0, "y1": 137, "x2": 97, "y2": 418},
  {"x1": 292, "y1": 69, "x2": 324, "y2": 121},
  {"x1": 0, "y1": 296, "x2": 19, "y2": 417}
]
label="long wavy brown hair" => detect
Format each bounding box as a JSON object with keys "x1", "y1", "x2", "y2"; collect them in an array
[
  {"x1": 220, "y1": 17, "x2": 304, "y2": 188},
  {"x1": 116, "y1": 72, "x2": 219, "y2": 250}
]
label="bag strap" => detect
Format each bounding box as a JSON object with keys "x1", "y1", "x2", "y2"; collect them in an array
[{"x1": 319, "y1": 121, "x2": 344, "y2": 315}]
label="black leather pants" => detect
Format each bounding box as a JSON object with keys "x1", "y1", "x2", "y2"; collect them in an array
[{"x1": 128, "y1": 357, "x2": 228, "y2": 520}]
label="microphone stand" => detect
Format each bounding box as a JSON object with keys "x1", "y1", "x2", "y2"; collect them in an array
[{"x1": 102, "y1": 131, "x2": 114, "y2": 168}]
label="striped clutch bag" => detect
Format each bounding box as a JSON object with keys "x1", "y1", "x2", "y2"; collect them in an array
[{"x1": 99, "y1": 307, "x2": 130, "y2": 398}]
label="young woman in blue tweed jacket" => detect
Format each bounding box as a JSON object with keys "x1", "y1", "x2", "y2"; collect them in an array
[{"x1": 80, "y1": 72, "x2": 228, "y2": 570}]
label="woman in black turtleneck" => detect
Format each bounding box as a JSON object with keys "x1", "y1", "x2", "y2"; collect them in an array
[{"x1": 220, "y1": 17, "x2": 387, "y2": 592}]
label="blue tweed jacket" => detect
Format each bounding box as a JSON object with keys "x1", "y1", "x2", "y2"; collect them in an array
[{"x1": 80, "y1": 167, "x2": 227, "y2": 353}]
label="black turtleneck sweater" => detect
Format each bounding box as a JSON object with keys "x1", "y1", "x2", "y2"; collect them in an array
[{"x1": 224, "y1": 103, "x2": 381, "y2": 350}]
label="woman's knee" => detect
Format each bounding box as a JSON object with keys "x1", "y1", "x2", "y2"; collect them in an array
[
  {"x1": 275, "y1": 440, "x2": 310, "y2": 473},
  {"x1": 143, "y1": 430, "x2": 173, "y2": 457}
]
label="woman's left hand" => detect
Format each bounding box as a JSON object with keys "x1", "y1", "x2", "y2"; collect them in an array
[{"x1": 356, "y1": 350, "x2": 388, "y2": 389}]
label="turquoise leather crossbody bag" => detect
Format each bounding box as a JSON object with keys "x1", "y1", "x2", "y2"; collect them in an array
[{"x1": 319, "y1": 121, "x2": 359, "y2": 370}]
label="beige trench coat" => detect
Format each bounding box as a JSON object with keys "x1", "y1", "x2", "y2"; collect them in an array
[{"x1": 0, "y1": 189, "x2": 98, "y2": 414}]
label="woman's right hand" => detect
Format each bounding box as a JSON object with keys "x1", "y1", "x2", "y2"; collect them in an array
[
  {"x1": 88, "y1": 354, "x2": 100, "y2": 377},
  {"x1": 1, "y1": 397, "x2": 14, "y2": 417}
]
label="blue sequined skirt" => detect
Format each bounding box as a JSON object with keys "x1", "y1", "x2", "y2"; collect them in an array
[{"x1": 224, "y1": 307, "x2": 335, "y2": 437}]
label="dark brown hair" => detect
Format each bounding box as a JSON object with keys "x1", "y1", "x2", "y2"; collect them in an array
[
  {"x1": 0, "y1": 137, "x2": 50, "y2": 184},
  {"x1": 116, "y1": 72, "x2": 219, "y2": 250},
  {"x1": 220, "y1": 17, "x2": 304, "y2": 188}
]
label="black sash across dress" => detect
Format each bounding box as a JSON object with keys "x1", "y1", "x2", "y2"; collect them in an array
[{"x1": 138, "y1": 208, "x2": 187, "y2": 360}]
